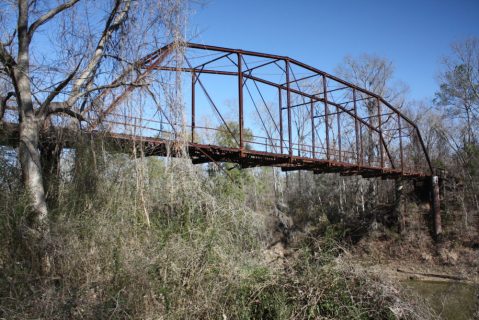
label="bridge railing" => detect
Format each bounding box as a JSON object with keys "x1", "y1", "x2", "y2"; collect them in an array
[{"x1": 93, "y1": 106, "x2": 429, "y2": 175}]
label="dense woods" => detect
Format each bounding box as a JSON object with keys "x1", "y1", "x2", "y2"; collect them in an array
[{"x1": 0, "y1": 1, "x2": 478, "y2": 319}]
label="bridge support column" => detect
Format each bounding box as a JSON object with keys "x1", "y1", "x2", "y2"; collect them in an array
[
  {"x1": 394, "y1": 178, "x2": 406, "y2": 235},
  {"x1": 431, "y1": 175, "x2": 442, "y2": 241}
]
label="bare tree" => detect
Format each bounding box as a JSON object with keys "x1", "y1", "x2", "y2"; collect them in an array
[
  {"x1": 435, "y1": 38, "x2": 479, "y2": 145},
  {"x1": 335, "y1": 54, "x2": 409, "y2": 227},
  {"x1": 336, "y1": 54, "x2": 409, "y2": 164},
  {"x1": 435, "y1": 37, "x2": 479, "y2": 146},
  {"x1": 435, "y1": 37, "x2": 479, "y2": 228},
  {"x1": 336, "y1": 54, "x2": 408, "y2": 104},
  {"x1": 0, "y1": 0, "x2": 186, "y2": 273}
]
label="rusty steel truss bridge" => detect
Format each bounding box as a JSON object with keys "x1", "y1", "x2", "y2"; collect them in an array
[{"x1": 1, "y1": 42, "x2": 434, "y2": 180}]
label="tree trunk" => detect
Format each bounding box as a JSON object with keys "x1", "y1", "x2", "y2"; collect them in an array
[
  {"x1": 40, "y1": 134, "x2": 62, "y2": 208},
  {"x1": 14, "y1": 0, "x2": 50, "y2": 264},
  {"x1": 19, "y1": 115, "x2": 51, "y2": 274}
]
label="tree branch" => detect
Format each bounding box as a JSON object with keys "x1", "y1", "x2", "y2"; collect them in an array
[
  {"x1": 0, "y1": 42, "x2": 17, "y2": 68},
  {"x1": 37, "y1": 60, "x2": 82, "y2": 116},
  {"x1": 0, "y1": 92, "x2": 15, "y2": 121},
  {"x1": 28, "y1": 0, "x2": 81, "y2": 39},
  {"x1": 42, "y1": 77, "x2": 145, "y2": 121},
  {"x1": 3, "y1": 30, "x2": 17, "y2": 47},
  {"x1": 79, "y1": 81, "x2": 145, "y2": 98},
  {"x1": 46, "y1": 102, "x2": 86, "y2": 122},
  {"x1": 68, "y1": 0, "x2": 132, "y2": 107},
  {"x1": 66, "y1": 78, "x2": 145, "y2": 113}
]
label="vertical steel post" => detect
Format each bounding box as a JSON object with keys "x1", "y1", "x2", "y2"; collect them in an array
[
  {"x1": 398, "y1": 114, "x2": 404, "y2": 172},
  {"x1": 322, "y1": 75, "x2": 330, "y2": 160},
  {"x1": 278, "y1": 87, "x2": 283, "y2": 154},
  {"x1": 310, "y1": 98, "x2": 315, "y2": 158},
  {"x1": 360, "y1": 125, "x2": 364, "y2": 166},
  {"x1": 191, "y1": 71, "x2": 196, "y2": 143},
  {"x1": 286, "y1": 60, "x2": 292, "y2": 158},
  {"x1": 337, "y1": 106, "x2": 341, "y2": 162},
  {"x1": 237, "y1": 53, "x2": 244, "y2": 150},
  {"x1": 377, "y1": 98, "x2": 384, "y2": 167},
  {"x1": 353, "y1": 88, "x2": 360, "y2": 166}
]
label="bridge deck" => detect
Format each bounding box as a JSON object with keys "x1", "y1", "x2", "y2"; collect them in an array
[{"x1": 0, "y1": 123, "x2": 426, "y2": 179}]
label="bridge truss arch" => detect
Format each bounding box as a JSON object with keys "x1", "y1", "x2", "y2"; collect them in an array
[{"x1": 85, "y1": 42, "x2": 433, "y2": 179}]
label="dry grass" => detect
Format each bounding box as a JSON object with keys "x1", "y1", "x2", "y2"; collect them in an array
[{"x1": 0, "y1": 144, "x2": 436, "y2": 319}]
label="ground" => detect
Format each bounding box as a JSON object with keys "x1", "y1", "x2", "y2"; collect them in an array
[{"x1": 262, "y1": 204, "x2": 479, "y2": 319}]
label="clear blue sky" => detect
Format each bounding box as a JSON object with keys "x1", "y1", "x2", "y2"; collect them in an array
[{"x1": 189, "y1": 0, "x2": 479, "y2": 102}]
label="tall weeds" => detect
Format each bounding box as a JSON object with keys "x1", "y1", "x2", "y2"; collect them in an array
[{"x1": 0, "y1": 141, "x2": 434, "y2": 319}]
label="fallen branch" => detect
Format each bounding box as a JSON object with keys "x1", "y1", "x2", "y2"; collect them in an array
[{"x1": 396, "y1": 268, "x2": 467, "y2": 281}]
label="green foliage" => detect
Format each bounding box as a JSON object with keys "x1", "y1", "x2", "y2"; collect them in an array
[
  {"x1": 214, "y1": 121, "x2": 253, "y2": 149},
  {"x1": 209, "y1": 121, "x2": 256, "y2": 187},
  {"x1": 435, "y1": 64, "x2": 479, "y2": 112},
  {"x1": 462, "y1": 142, "x2": 479, "y2": 176}
]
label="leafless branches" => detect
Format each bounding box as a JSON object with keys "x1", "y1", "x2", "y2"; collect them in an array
[
  {"x1": 27, "y1": 0, "x2": 81, "y2": 42},
  {"x1": 0, "y1": 0, "x2": 188, "y2": 266},
  {"x1": 68, "y1": 0, "x2": 132, "y2": 108},
  {"x1": 0, "y1": 91, "x2": 14, "y2": 120}
]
